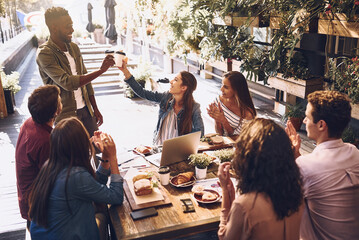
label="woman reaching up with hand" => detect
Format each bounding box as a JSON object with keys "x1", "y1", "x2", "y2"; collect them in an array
[
  {"x1": 207, "y1": 71, "x2": 256, "y2": 137},
  {"x1": 118, "y1": 58, "x2": 204, "y2": 145}
]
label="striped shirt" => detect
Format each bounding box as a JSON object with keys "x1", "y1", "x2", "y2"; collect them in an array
[
  {"x1": 214, "y1": 97, "x2": 249, "y2": 136},
  {"x1": 155, "y1": 109, "x2": 178, "y2": 145}
]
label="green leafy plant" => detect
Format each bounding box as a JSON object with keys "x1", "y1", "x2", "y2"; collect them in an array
[
  {"x1": 282, "y1": 102, "x2": 306, "y2": 120},
  {"x1": 327, "y1": 57, "x2": 359, "y2": 104},
  {"x1": 188, "y1": 153, "x2": 212, "y2": 169},
  {"x1": 1, "y1": 70, "x2": 21, "y2": 94},
  {"x1": 342, "y1": 126, "x2": 359, "y2": 148},
  {"x1": 213, "y1": 148, "x2": 234, "y2": 163},
  {"x1": 324, "y1": 0, "x2": 359, "y2": 20},
  {"x1": 125, "y1": 57, "x2": 153, "y2": 98}
]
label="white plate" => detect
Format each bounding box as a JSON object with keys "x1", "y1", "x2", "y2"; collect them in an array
[{"x1": 193, "y1": 189, "x2": 221, "y2": 204}]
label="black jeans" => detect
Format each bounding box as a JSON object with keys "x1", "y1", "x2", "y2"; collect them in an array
[{"x1": 76, "y1": 106, "x2": 98, "y2": 137}]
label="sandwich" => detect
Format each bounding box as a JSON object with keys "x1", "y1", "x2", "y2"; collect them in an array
[
  {"x1": 133, "y1": 173, "x2": 153, "y2": 196},
  {"x1": 211, "y1": 135, "x2": 224, "y2": 145},
  {"x1": 132, "y1": 173, "x2": 151, "y2": 183},
  {"x1": 133, "y1": 178, "x2": 153, "y2": 196},
  {"x1": 177, "y1": 172, "x2": 194, "y2": 185}
]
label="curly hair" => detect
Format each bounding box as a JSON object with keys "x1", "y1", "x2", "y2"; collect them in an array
[
  {"x1": 44, "y1": 7, "x2": 69, "y2": 28},
  {"x1": 233, "y1": 118, "x2": 303, "y2": 220},
  {"x1": 307, "y1": 90, "x2": 351, "y2": 138},
  {"x1": 28, "y1": 85, "x2": 60, "y2": 124}
]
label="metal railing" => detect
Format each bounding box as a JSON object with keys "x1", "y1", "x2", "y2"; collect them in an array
[{"x1": 0, "y1": 25, "x2": 25, "y2": 44}]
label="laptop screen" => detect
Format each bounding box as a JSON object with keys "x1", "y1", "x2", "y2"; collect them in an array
[{"x1": 145, "y1": 131, "x2": 201, "y2": 167}]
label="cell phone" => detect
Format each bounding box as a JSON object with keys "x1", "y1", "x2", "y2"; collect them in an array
[
  {"x1": 181, "y1": 198, "x2": 195, "y2": 213},
  {"x1": 130, "y1": 207, "x2": 158, "y2": 220}
]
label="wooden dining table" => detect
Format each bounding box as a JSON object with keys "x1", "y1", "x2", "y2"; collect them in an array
[{"x1": 108, "y1": 160, "x2": 223, "y2": 240}]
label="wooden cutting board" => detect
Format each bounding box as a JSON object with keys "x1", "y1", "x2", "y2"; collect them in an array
[
  {"x1": 198, "y1": 136, "x2": 235, "y2": 152},
  {"x1": 123, "y1": 179, "x2": 172, "y2": 210}
]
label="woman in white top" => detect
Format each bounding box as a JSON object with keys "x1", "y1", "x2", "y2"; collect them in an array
[{"x1": 207, "y1": 71, "x2": 256, "y2": 136}]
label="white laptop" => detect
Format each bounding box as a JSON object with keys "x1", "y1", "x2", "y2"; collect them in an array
[{"x1": 146, "y1": 131, "x2": 201, "y2": 167}]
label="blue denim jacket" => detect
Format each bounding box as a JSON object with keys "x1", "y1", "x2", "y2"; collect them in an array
[
  {"x1": 125, "y1": 76, "x2": 204, "y2": 142},
  {"x1": 30, "y1": 165, "x2": 123, "y2": 240}
]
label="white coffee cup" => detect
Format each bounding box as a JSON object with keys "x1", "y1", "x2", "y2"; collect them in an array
[
  {"x1": 158, "y1": 166, "x2": 170, "y2": 185},
  {"x1": 115, "y1": 51, "x2": 126, "y2": 67},
  {"x1": 105, "y1": 50, "x2": 114, "y2": 56}
]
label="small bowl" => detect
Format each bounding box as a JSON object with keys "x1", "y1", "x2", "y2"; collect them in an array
[{"x1": 170, "y1": 175, "x2": 196, "y2": 188}]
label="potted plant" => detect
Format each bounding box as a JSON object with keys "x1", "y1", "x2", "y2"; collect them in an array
[
  {"x1": 282, "y1": 102, "x2": 306, "y2": 131},
  {"x1": 213, "y1": 148, "x2": 234, "y2": 163},
  {"x1": 188, "y1": 153, "x2": 212, "y2": 179},
  {"x1": 125, "y1": 57, "x2": 153, "y2": 98},
  {"x1": 342, "y1": 126, "x2": 359, "y2": 149},
  {"x1": 93, "y1": 23, "x2": 105, "y2": 44},
  {"x1": 1, "y1": 69, "x2": 21, "y2": 114}
]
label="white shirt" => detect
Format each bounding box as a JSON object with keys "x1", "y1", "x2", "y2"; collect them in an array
[
  {"x1": 64, "y1": 51, "x2": 85, "y2": 109},
  {"x1": 296, "y1": 139, "x2": 359, "y2": 240},
  {"x1": 155, "y1": 109, "x2": 178, "y2": 145}
]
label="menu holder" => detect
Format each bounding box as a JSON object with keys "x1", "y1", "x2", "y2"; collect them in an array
[{"x1": 123, "y1": 180, "x2": 172, "y2": 210}]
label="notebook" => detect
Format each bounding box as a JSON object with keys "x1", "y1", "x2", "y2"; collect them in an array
[{"x1": 145, "y1": 131, "x2": 201, "y2": 167}]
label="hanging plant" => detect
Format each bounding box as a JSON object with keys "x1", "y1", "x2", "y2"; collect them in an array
[{"x1": 167, "y1": 0, "x2": 213, "y2": 57}]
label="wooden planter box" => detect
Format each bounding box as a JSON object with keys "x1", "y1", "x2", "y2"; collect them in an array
[
  {"x1": 213, "y1": 15, "x2": 269, "y2": 28},
  {"x1": 268, "y1": 74, "x2": 323, "y2": 99},
  {"x1": 352, "y1": 103, "x2": 359, "y2": 120},
  {"x1": 270, "y1": 13, "x2": 318, "y2": 33},
  {"x1": 318, "y1": 13, "x2": 359, "y2": 38}
]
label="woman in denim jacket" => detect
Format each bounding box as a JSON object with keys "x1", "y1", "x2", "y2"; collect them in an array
[
  {"x1": 28, "y1": 117, "x2": 123, "y2": 240},
  {"x1": 119, "y1": 61, "x2": 204, "y2": 145}
]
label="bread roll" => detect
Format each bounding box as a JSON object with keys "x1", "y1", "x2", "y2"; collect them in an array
[
  {"x1": 132, "y1": 174, "x2": 151, "y2": 183},
  {"x1": 135, "y1": 145, "x2": 151, "y2": 154},
  {"x1": 211, "y1": 135, "x2": 224, "y2": 144},
  {"x1": 204, "y1": 133, "x2": 218, "y2": 138},
  {"x1": 134, "y1": 179, "x2": 153, "y2": 196},
  {"x1": 177, "y1": 172, "x2": 194, "y2": 184}
]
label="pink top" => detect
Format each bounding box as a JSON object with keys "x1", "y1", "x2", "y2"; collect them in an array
[
  {"x1": 296, "y1": 139, "x2": 359, "y2": 240},
  {"x1": 218, "y1": 192, "x2": 303, "y2": 240}
]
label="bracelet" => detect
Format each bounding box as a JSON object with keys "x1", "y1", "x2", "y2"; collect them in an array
[{"x1": 98, "y1": 158, "x2": 109, "y2": 163}]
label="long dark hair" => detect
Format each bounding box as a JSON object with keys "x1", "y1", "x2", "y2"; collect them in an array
[
  {"x1": 233, "y1": 118, "x2": 303, "y2": 219},
  {"x1": 166, "y1": 71, "x2": 197, "y2": 135},
  {"x1": 223, "y1": 71, "x2": 256, "y2": 119},
  {"x1": 28, "y1": 117, "x2": 95, "y2": 227}
]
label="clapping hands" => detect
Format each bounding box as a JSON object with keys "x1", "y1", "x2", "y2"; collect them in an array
[
  {"x1": 207, "y1": 102, "x2": 226, "y2": 123},
  {"x1": 285, "y1": 120, "x2": 301, "y2": 159},
  {"x1": 91, "y1": 131, "x2": 116, "y2": 161}
]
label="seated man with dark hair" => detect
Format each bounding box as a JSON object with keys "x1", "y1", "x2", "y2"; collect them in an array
[
  {"x1": 15, "y1": 85, "x2": 62, "y2": 229},
  {"x1": 286, "y1": 90, "x2": 359, "y2": 240}
]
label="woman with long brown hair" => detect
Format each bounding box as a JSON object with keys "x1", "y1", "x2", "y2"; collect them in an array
[
  {"x1": 118, "y1": 61, "x2": 204, "y2": 145},
  {"x1": 218, "y1": 118, "x2": 303, "y2": 239},
  {"x1": 207, "y1": 71, "x2": 256, "y2": 136},
  {"x1": 28, "y1": 117, "x2": 123, "y2": 239}
]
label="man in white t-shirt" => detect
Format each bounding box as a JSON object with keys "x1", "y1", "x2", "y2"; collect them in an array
[
  {"x1": 286, "y1": 90, "x2": 359, "y2": 240},
  {"x1": 37, "y1": 7, "x2": 114, "y2": 136}
]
